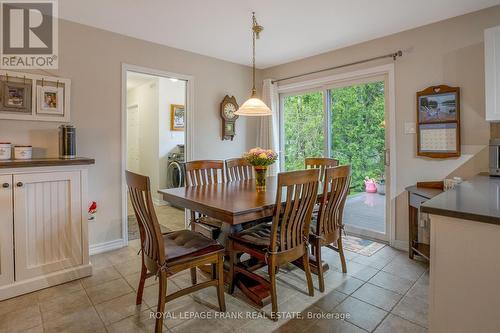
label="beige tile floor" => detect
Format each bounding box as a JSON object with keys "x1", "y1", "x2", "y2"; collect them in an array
[{"x1": 0, "y1": 241, "x2": 429, "y2": 333}]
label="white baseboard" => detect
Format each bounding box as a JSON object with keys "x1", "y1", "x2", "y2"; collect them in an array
[
  {"x1": 391, "y1": 240, "x2": 408, "y2": 252},
  {"x1": 89, "y1": 238, "x2": 126, "y2": 255}
]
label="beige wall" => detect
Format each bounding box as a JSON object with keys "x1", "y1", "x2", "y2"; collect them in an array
[
  {"x1": 0, "y1": 20, "x2": 259, "y2": 246},
  {"x1": 262, "y1": 6, "x2": 500, "y2": 245}
]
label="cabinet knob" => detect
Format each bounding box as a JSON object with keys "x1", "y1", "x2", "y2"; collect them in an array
[
  {"x1": 16, "y1": 182, "x2": 23, "y2": 187},
  {"x1": 2, "y1": 183, "x2": 9, "y2": 188}
]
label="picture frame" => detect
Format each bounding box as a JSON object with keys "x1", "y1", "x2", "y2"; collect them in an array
[
  {"x1": 416, "y1": 85, "x2": 460, "y2": 158},
  {"x1": 0, "y1": 81, "x2": 32, "y2": 114},
  {"x1": 170, "y1": 104, "x2": 185, "y2": 131},
  {"x1": 37, "y1": 84, "x2": 64, "y2": 115}
]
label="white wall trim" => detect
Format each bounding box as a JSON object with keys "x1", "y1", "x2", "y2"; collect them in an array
[
  {"x1": 121, "y1": 63, "x2": 194, "y2": 247},
  {"x1": 89, "y1": 238, "x2": 125, "y2": 255},
  {"x1": 391, "y1": 240, "x2": 408, "y2": 252}
]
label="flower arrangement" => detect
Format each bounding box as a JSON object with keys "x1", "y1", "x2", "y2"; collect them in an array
[
  {"x1": 243, "y1": 148, "x2": 278, "y2": 191},
  {"x1": 243, "y1": 147, "x2": 278, "y2": 167}
]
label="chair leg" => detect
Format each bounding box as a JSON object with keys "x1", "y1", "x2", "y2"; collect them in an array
[
  {"x1": 337, "y1": 236, "x2": 347, "y2": 273},
  {"x1": 227, "y1": 240, "x2": 236, "y2": 294},
  {"x1": 190, "y1": 211, "x2": 197, "y2": 285},
  {"x1": 216, "y1": 253, "x2": 226, "y2": 312},
  {"x1": 155, "y1": 272, "x2": 167, "y2": 333},
  {"x1": 268, "y1": 262, "x2": 278, "y2": 321},
  {"x1": 136, "y1": 256, "x2": 148, "y2": 305},
  {"x1": 303, "y1": 249, "x2": 315, "y2": 297},
  {"x1": 315, "y1": 241, "x2": 325, "y2": 293}
]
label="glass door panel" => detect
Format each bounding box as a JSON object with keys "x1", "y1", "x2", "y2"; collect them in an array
[
  {"x1": 330, "y1": 81, "x2": 387, "y2": 236},
  {"x1": 282, "y1": 91, "x2": 324, "y2": 171}
]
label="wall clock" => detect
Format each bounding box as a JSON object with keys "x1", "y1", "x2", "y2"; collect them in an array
[{"x1": 220, "y1": 95, "x2": 239, "y2": 140}]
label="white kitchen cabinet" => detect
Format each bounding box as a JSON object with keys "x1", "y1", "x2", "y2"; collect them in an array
[
  {"x1": 0, "y1": 175, "x2": 14, "y2": 286},
  {"x1": 13, "y1": 171, "x2": 83, "y2": 281},
  {"x1": 0, "y1": 161, "x2": 93, "y2": 300},
  {"x1": 485, "y1": 26, "x2": 500, "y2": 122}
]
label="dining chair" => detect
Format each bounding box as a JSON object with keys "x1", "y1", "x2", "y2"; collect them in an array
[
  {"x1": 184, "y1": 160, "x2": 226, "y2": 283},
  {"x1": 305, "y1": 157, "x2": 339, "y2": 181},
  {"x1": 227, "y1": 169, "x2": 319, "y2": 320},
  {"x1": 225, "y1": 158, "x2": 254, "y2": 182},
  {"x1": 126, "y1": 171, "x2": 226, "y2": 333},
  {"x1": 309, "y1": 165, "x2": 351, "y2": 292}
]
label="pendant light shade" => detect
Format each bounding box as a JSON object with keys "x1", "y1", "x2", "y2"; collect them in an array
[
  {"x1": 235, "y1": 12, "x2": 272, "y2": 117},
  {"x1": 235, "y1": 95, "x2": 272, "y2": 116}
]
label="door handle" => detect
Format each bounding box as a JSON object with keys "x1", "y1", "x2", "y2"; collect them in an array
[
  {"x1": 16, "y1": 182, "x2": 23, "y2": 187},
  {"x1": 2, "y1": 183, "x2": 9, "y2": 188},
  {"x1": 384, "y1": 149, "x2": 390, "y2": 167}
]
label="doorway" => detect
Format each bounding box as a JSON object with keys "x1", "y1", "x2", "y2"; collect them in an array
[
  {"x1": 121, "y1": 65, "x2": 194, "y2": 246},
  {"x1": 279, "y1": 65, "x2": 395, "y2": 243}
]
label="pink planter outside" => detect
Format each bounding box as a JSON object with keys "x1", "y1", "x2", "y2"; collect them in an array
[{"x1": 364, "y1": 179, "x2": 377, "y2": 193}]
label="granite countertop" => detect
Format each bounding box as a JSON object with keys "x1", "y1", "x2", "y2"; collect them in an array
[
  {"x1": 0, "y1": 157, "x2": 95, "y2": 168},
  {"x1": 421, "y1": 174, "x2": 500, "y2": 225}
]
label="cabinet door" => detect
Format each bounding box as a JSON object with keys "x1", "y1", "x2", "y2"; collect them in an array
[
  {"x1": 485, "y1": 26, "x2": 500, "y2": 121},
  {"x1": 14, "y1": 171, "x2": 83, "y2": 281},
  {"x1": 0, "y1": 175, "x2": 14, "y2": 286}
]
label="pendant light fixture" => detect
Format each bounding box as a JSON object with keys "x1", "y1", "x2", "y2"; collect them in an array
[{"x1": 235, "y1": 12, "x2": 272, "y2": 116}]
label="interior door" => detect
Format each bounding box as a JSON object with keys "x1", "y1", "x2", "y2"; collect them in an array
[
  {"x1": 0, "y1": 175, "x2": 14, "y2": 286},
  {"x1": 14, "y1": 171, "x2": 83, "y2": 281},
  {"x1": 127, "y1": 104, "x2": 140, "y2": 173}
]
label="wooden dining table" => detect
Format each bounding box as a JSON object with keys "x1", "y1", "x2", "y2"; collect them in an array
[{"x1": 158, "y1": 176, "x2": 328, "y2": 306}]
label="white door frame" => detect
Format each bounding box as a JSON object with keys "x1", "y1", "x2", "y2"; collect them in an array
[
  {"x1": 277, "y1": 63, "x2": 397, "y2": 246},
  {"x1": 120, "y1": 63, "x2": 194, "y2": 246}
]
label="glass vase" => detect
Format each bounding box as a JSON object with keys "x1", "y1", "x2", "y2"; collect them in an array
[{"x1": 254, "y1": 166, "x2": 268, "y2": 191}]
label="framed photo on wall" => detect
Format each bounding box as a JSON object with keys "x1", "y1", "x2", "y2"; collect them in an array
[
  {"x1": 416, "y1": 85, "x2": 460, "y2": 158},
  {"x1": 37, "y1": 84, "x2": 64, "y2": 115},
  {"x1": 170, "y1": 104, "x2": 185, "y2": 131},
  {"x1": 0, "y1": 81, "x2": 32, "y2": 114}
]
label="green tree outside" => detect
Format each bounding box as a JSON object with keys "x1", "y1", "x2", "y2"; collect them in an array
[{"x1": 283, "y1": 81, "x2": 385, "y2": 192}]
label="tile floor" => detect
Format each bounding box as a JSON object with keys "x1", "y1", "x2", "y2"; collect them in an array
[{"x1": 0, "y1": 240, "x2": 429, "y2": 333}]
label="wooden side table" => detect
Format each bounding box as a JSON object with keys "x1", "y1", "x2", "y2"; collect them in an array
[{"x1": 405, "y1": 182, "x2": 443, "y2": 260}]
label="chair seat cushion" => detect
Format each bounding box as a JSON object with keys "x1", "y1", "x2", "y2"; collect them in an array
[
  {"x1": 229, "y1": 222, "x2": 274, "y2": 248},
  {"x1": 163, "y1": 230, "x2": 224, "y2": 263}
]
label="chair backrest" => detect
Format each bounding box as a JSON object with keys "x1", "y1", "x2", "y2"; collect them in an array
[
  {"x1": 185, "y1": 160, "x2": 225, "y2": 186},
  {"x1": 270, "y1": 169, "x2": 319, "y2": 253},
  {"x1": 305, "y1": 157, "x2": 339, "y2": 181},
  {"x1": 315, "y1": 165, "x2": 351, "y2": 239},
  {"x1": 125, "y1": 171, "x2": 164, "y2": 272},
  {"x1": 225, "y1": 158, "x2": 254, "y2": 182}
]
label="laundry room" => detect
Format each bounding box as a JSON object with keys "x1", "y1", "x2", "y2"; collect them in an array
[{"x1": 126, "y1": 71, "x2": 187, "y2": 240}]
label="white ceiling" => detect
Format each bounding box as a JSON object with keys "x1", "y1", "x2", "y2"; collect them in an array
[
  {"x1": 126, "y1": 72, "x2": 156, "y2": 91},
  {"x1": 60, "y1": 0, "x2": 500, "y2": 68}
]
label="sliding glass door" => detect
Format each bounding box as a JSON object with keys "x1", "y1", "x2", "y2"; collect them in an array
[
  {"x1": 280, "y1": 76, "x2": 389, "y2": 241},
  {"x1": 281, "y1": 91, "x2": 325, "y2": 171}
]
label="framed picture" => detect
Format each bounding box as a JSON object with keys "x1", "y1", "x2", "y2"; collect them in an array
[
  {"x1": 37, "y1": 84, "x2": 64, "y2": 115},
  {"x1": 170, "y1": 104, "x2": 185, "y2": 131},
  {"x1": 416, "y1": 85, "x2": 460, "y2": 158},
  {"x1": 0, "y1": 81, "x2": 32, "y2": 114}
]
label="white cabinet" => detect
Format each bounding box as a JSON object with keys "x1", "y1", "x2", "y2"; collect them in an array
[
  {"x1": 0, "y1": 175, "x2": 14, "y2": 286},
  {"x1": 485, "y1": 26, "x2": 500, "y2": 122},
  {"x1": 0, "y1": 166, "x2": 91, "y2": 300},
  {"x1": 13, "y1": 171, "x2": 83, "y2": 281}
]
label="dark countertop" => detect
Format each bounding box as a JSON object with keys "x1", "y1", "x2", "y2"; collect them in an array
[
  {"x1": 0, "y1": 157, "x2": 95, "y2": 168},
  {"x1": 405, "y1": 185, "x2": 443, "y2": 199},
  {"x1": 421, "y1": 175, "x2": 500, "y2": 225}
]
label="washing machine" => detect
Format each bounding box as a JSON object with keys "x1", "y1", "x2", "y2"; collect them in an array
[{"x1": 166, "y1": 151, "x2": 185, "y2": 188}]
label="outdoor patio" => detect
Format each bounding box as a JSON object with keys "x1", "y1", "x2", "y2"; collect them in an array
[{"x1": 343, "y1": 192, "x2": 386, "y2": 234}]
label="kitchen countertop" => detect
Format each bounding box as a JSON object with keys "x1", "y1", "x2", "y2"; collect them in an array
[
  {"x1": 421, "y1": 174, "x2": 500, "y2": 225},
  {"x1": 0, "y1": 157, "x2": 95, "y2": 168}
]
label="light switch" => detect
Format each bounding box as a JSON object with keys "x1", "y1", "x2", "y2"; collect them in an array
[{"x1": 405, "y1": 122, "x2": 416, "y2": 134}]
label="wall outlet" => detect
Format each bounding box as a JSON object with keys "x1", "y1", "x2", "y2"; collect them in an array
[{"x1": 404, "y1": 122, "x2": 416, "y2": 134}]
